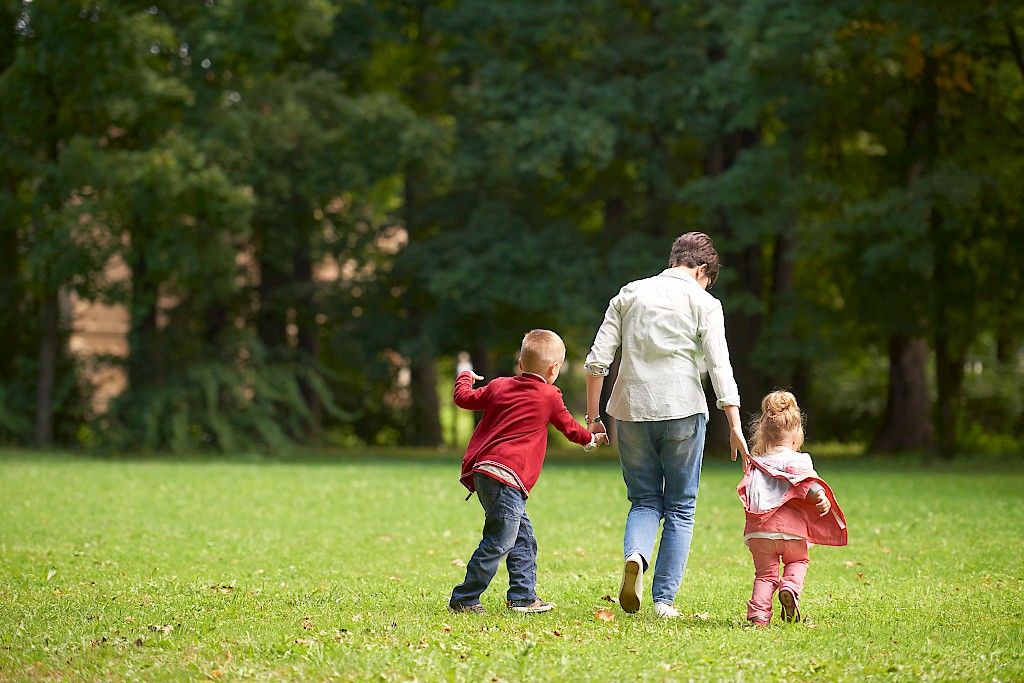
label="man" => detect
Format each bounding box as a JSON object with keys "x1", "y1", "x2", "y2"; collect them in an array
[{"x1": 584, "y1": 232, "x2": 750, "y2": 618}]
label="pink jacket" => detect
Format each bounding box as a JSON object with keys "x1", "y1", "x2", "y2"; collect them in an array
[{"x1": 737, "y1": 451, "x2": 848, "y2": 547}]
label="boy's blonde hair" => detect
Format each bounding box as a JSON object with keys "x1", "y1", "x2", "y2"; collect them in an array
[
  {"x1": 519, "y1": 329, "x2": 565, "y2": 375},
  {"x1": 750, "y1": 390, "x2": 805, "y2": 456}
]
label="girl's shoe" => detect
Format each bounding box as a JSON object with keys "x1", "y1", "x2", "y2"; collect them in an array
[
  {"x1": 507, "y1": 598, "x2": 554, "y2": 613},
  {"x1": 778, "y1": 588, "x2": 801, "y2": 622},
  {"x1": 653, "y1": 603, "x2": 680, "y2": 618},
  {"x1": 747, "y1": 618, "x2": 770, "y2": 628},
  {"x1": 618, "y1": 553, "x2": 644, "y2": 614}
]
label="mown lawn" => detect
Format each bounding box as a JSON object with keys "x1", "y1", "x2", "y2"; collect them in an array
[{"x1": 1, "y1": 449, "x2": 1021, "y2": 681}]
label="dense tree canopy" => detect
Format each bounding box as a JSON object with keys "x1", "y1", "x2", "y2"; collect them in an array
[{"x1": 1, "y1": 0, "x2": 1022, "y2": 456}]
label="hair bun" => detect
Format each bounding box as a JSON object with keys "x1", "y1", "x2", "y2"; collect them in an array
[{"x1": 763, "y1": 391, "x2": 796, "y2": 414}]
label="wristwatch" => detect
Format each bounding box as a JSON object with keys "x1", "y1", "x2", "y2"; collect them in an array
[{"x1": 585, "y1": 414, "x2": 603, "y2": 426}]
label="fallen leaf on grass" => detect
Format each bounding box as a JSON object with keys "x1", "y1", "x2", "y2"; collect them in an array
[
  {"x1": 134, "y1": 637, "x2": 144, "y2": 647},
  {"x1": 692, "y1": 612, "x2": 710, "y2": 621},
  {"x1": 451, "y1": 559, "x2": 466, "y2": 568},
  {"x1": 441, "y1": 624, "x2": 452, "y2": 634},
  {"x1": 295, "y1": 638, "x2": 316, "y2": 647},
  {"x1": 551, "y1": 630, "x2": 562, "y2": 638},
  {"x1": 209, "y1": 584, "x2": 235, "y2": 594},
  {"x1": 148, "y1": 624, "x2": 174, "y2": 635},
  {"x1": 880, "y1": 547, "x2": 892, "y2": 554},
  {"x1": 301, "y1": 618, "x2": 314, "y2": 631},
  {"x1": 593, "y1": 609, "x2": 615, "y2": 622},
  {"x1": 600, "y1": 594, "x2": 619, "y2": 603},
  {"x1": 843, "y1": 560, "x2": 860, "y2": 568},
  {"x1": 46, "y1": 569, "x2": 57, "y2": 581}
]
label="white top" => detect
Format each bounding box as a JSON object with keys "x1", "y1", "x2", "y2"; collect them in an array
[{"x1": 584, "y1": 269, "x2": 741, "y2": 421}]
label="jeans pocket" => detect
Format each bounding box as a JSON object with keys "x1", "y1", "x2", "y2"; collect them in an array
[{"x1": 664, "y1": 415, "x2": 698, "y2": 442}]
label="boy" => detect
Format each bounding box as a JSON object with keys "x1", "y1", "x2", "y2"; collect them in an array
[{"x1": 449, "y1": 329, "x2": 608, "y2": 614}]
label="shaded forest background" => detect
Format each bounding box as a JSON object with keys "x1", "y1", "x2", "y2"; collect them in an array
[{"x1": 2, "y1": 0, "x2": 1023, "y2": 458}]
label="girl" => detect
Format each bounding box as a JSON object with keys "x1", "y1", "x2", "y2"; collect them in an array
[{"x1": 737, "y1": 391, "x2": 847, "y2": 626}]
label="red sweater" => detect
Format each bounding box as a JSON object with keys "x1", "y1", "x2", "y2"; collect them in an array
[{"x1": 454, "y1": 371, "x2": 593, "y2": 495}]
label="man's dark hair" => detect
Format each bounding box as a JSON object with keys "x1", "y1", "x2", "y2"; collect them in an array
[{"x1": 668, "y1": 232, "x2": 720, "y2": 287}]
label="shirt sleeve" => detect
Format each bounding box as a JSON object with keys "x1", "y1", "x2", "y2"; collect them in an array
[
  {"x1": 584, "y1": 292, "x2": 623, "y2": 377},
  {"x1": 697, "y1": 298, "x2": 741, "y2": 408},
  {"x1": 453, "y1": 371, "x2": 490, "y2": 410},
  {"x1": 549, "y1": 391, "x2": 593, "y2": 446}
]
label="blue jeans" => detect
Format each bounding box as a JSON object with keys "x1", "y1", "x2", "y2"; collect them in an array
[
  {"x1": 617, "y1": 414, "x2": 707, "y2": 605},
  {"x1": 450, "y1": 474, "x2": 538, "y2": 607}
]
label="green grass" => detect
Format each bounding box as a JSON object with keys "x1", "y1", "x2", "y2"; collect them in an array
[{"x1": 1, "y1": 449, "x2": 1022, "y2": 681}]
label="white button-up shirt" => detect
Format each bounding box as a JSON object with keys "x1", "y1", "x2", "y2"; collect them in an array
[{"x1": 584, "y1": 268, "x2": 741, "y2": 421}]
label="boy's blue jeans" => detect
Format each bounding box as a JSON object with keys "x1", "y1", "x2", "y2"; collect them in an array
[
  {"x1": 450, "y1": 474, "x2": 538, "y2": 607},
  {"x1": 617, "y1": 413, "x2": 707, "y2": 605}
]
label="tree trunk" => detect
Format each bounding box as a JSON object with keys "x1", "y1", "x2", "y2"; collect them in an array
[
  {"x1": 871, "y1": 57, "x2": 940, "y2": 455},
  {"x1": 933, "y1": 334, "x2": 964, "y2": 460},
  {"x1": 0, "y1": 224, "x2": 20, "y2": 380},
  {"x1": 255, "y1": 229, "x2": 290, "y2": 351},
  {"x1": 870, "y1": 335, "x2": 933, "y2": 453},
  {"x1": 409, "y1": 333, "x2": 442, "y2": 446},
  {"x1": 293, "y1": 244, "x2": 322, "y2": 432},
  {"x1": 705, "y1": 132, "x2": 767, "y2": 407},
  {"x1": 128, "y1": 249, "x2": 160, "y2": 391},
  {"x1": 34, "y1": 286, "x2": 59, "y2": 446}
]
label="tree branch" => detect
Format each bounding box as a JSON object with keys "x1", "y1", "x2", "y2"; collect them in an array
[{"x1": 1004, "y1": 14, "x2": 1024, "y2": 83}]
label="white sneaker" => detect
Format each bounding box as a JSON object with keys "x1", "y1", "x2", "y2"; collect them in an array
[
  {"x1": 618, "y1": 553, "x2": 644, "y2": 614},
  {"x1": 653, "y1": 603, "x2": 680, "y2": 619}
]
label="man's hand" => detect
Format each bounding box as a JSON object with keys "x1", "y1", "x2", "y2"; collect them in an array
[
  {"x1": 730, "y1": 426, "x2": 750, "y2": 467},
  {"x1": 469, "y1": 372, "x2": 484, "y2": 384}
]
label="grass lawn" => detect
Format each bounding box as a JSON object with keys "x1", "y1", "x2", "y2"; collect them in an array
[{"x1": 1, "y1": 448, "x2": 1022, "y2": 681}]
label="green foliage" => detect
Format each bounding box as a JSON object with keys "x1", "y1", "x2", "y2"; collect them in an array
[
  {"x1": 102, "y1": 348, "x2": 355, "y2": 453},
  {"x1": 1, "y1": 0, "x2": 1023, "y2": 452}
]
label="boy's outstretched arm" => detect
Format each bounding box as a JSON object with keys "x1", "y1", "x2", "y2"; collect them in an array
[
  {"x1": 550, "y1": 393, "x2": 602, "y2": 449},
  {"x1": 453, "y1": 371, "x2": 489, "y2": 410}
]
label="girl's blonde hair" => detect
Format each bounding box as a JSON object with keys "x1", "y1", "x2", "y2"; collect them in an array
[{"x1": 750, "y1": 390, "x2": 805, "y2": 456}]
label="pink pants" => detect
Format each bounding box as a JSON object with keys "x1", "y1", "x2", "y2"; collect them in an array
[{"x1": 746, "y1": 537, "x2": 809, "y2": 622}]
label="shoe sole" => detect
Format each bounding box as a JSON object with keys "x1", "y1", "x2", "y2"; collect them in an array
[
  {"x1": 778, "y1": 589, "x2": 801, "y2": 623},
  {"x1": 619, "y1": 558, "x2": 642, "y2": 614},
  {"x1": 508, "y1": 603, "x2": 554, "y2": 614}
]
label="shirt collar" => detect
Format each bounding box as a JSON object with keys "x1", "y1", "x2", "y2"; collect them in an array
[
  {"x1": 659, "y1": 268, "x2": 700, "y2": 285},
  {"x1": 520, "y1": 371, "x2": 547, "y2": 383}
]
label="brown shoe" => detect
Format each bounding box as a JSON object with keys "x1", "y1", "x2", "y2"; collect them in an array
[
  {"x1": 449, "y1": 602, "x2": 486, "y2": 614},
  {"x1": 507, "y1": 598, "x2": 554, "y2": 613},
  {"x1": 778, "y1": 588, "x2": 801, "y2": 623},
  {"x1": 748, "y1": 618, "x2": 770, "y2": 628}
]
